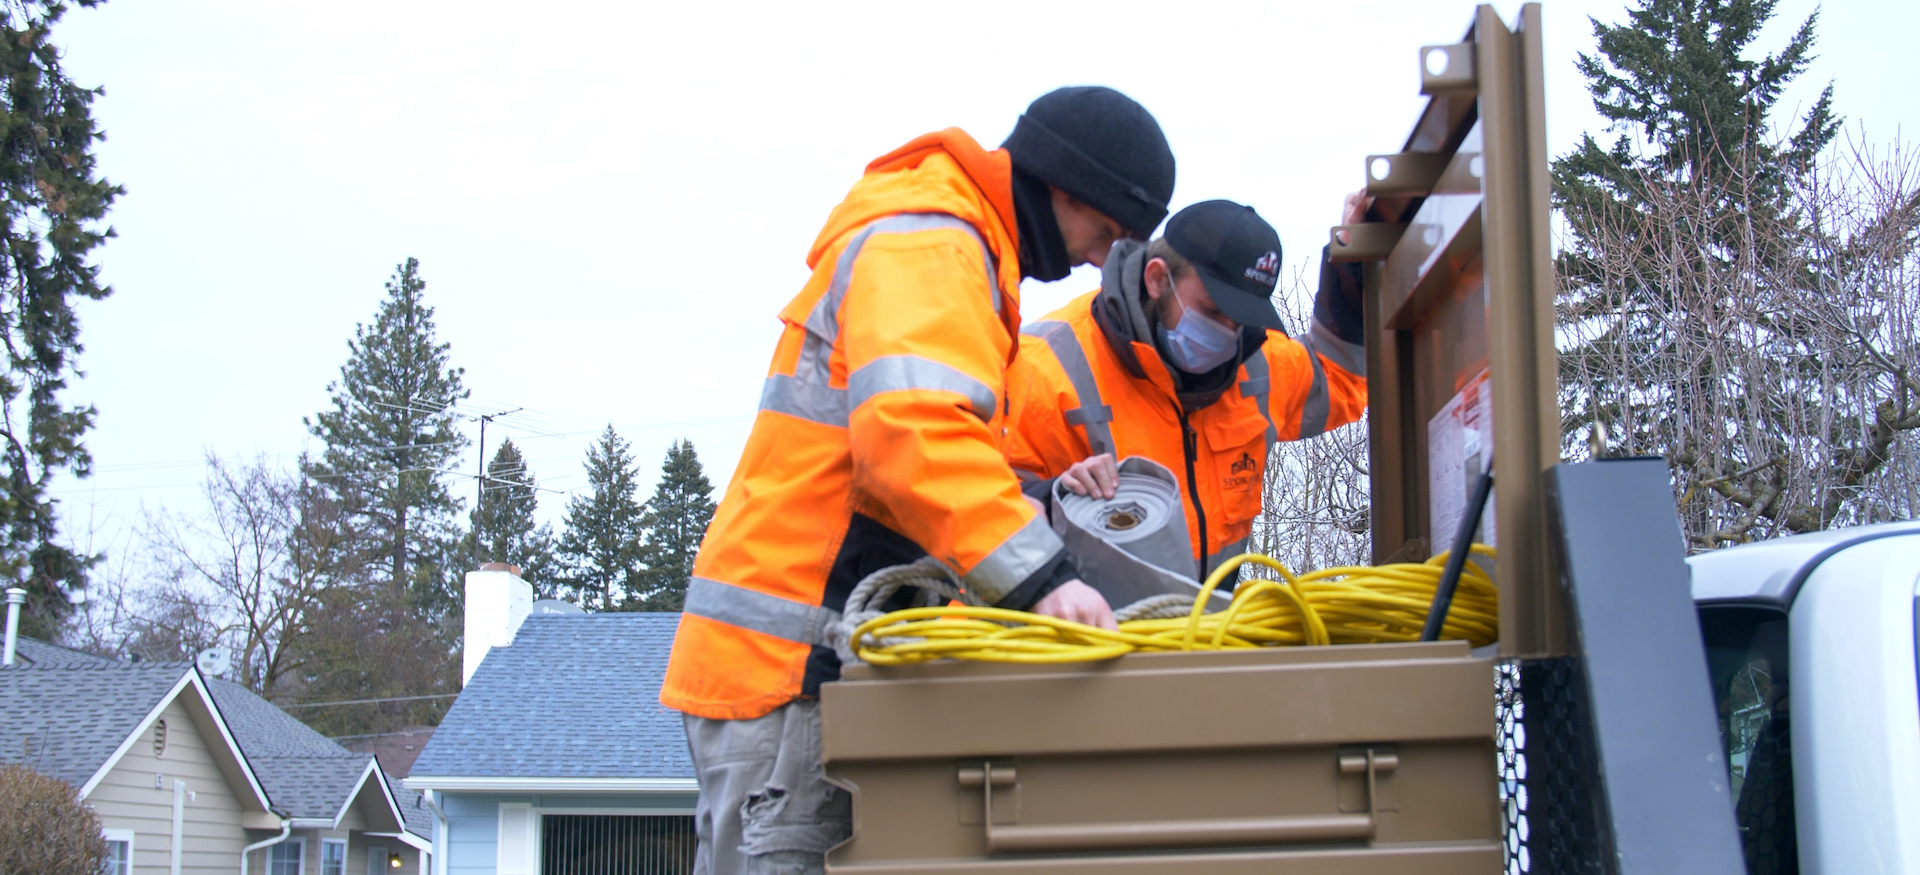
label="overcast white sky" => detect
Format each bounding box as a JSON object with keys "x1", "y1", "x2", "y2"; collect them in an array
[{"x1": 46, "y1": 0, "x2": 1916, "y2": 555}]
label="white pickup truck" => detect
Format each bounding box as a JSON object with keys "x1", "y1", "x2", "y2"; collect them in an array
[{"x1": 1688, "y1": 520, "x2": 1920, "y2": 873}]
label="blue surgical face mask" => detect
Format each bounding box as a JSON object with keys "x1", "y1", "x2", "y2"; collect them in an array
[{"x1": 1156, "y1": 279, "x2": 1240, "y2": 373}]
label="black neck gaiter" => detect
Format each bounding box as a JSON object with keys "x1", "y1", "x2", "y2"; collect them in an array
[{"x1": 1010, "y1": 168, "x2": 1073, "y2": 282}]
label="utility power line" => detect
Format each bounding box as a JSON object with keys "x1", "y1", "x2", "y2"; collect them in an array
[
  {"x1": 280, "y1": 692, "x2": 461, "y2": 710},
  {"x1": 325, "y1": 728, "x2": 443, "y2": 742}
]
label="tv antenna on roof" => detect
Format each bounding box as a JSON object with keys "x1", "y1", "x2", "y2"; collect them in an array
[{"x1": 467, "y1": 406, "x2": 523, "y2": 566}]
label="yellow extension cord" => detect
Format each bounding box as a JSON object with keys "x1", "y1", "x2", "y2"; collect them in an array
[{"x1": 849, "y1": 545, "x2": 1498, "y2": 665}]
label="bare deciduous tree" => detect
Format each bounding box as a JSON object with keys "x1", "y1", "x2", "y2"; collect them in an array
[
  {"x1": 1252, "y1": 269, "x2": 1373, "y2": 572},
  {"x1": 1560, "y1": 135, "x2": 1920, "y2": 548},
  {"x1": 132, "y1": 454, "x2": 362, "y2": 696}
]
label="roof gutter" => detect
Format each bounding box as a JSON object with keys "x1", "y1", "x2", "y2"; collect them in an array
[
  {"x1": 239, "y1": 812, "x2": 291, "y2": 875},
  {"x1": 366, "y1": 831, "x2": 433, "y2": 853},
  {"x1": 403, "y1": 776, "x2": 698, "y2": 793}
]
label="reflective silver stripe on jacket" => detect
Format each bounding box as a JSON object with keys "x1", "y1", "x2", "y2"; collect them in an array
[
  {"x1": 1239, "y1": 354, "x2": 1280, "y2": 447},
  {"x1": 1309, "y1": 319, "x2": 1367, "y2": 378},
  {"x1": 683, "y1": 576, "x2": 842, "y2": 648},
  {"x1": 1021, "y1": 320, "x2": 1115, "y2": 456},
  {"x1": 1205, "y1": 537, "x2": 1252, "y2": 577},
  {"x1": 759, "y1": 374, "x2": 849, "y2": 429},
  {"x1": 1293, "y1": 337, "x2": 1331, "y2": 439},
  {"x1": 848, "y1": 355, "x2": 997, "y2": 423},
  {"x1": 963, "y1": 513, "x2": 1065, "y2": 605},
  {"x1": 760, "y1": 213, "x2": 1001, "y2": 428}
]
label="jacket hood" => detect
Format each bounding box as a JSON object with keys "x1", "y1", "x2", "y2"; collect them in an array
[
  {"x1": 807, "y1": 128, "x2": 1019, "y2": 276},
  {"x1": 1090, "y1": 239, "x2": 1266, "y2": 411},
  {"x1": 1090, "y1": 240, "x2": 1155, "y2": 377}
]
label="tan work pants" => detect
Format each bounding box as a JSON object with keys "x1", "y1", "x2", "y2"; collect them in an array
[{"x1": 684, "y1": 700, "x2": 853, "y2": 874}]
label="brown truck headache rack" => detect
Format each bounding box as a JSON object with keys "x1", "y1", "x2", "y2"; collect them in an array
[{"x1": 1339, "y1": 3, "x2": 1562, "y2": 660}]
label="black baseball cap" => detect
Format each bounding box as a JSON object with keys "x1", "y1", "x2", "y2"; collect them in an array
[{"x1": 1162, "y1": 200, "x2": 1287, "y2": 332}]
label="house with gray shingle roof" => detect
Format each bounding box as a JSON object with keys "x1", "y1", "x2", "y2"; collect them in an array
[
  {"x1": 207, "y1": 677, "x2": 432, "y2": 873},
  {"x1": 404, "y1": 567, "x2": 695, "y2": 875},
  {"x1": 3, "y1": 635, "x2": 433, "y2": 874},
  {"x1": 2, "y1": 655, "x2": 278, "y2": 874}
]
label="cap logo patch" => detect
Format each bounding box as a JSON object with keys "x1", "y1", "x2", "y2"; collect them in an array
[{"x1": 1244, "y1": 251, "x2": 1280, "y2": 286}]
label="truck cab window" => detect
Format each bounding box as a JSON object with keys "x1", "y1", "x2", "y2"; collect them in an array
[{"x1": 1699, "y1": 605, "x2": 1795, "y2": 875}]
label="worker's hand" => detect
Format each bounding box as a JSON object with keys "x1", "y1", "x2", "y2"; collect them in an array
[
  {"x1": 1059, "y1": 453, "x2": 1119, "y2": 499},
  {"x1": 1342, "y1": 188, "x2": 1371, "y2": 226},
  {"x1": 1334, "y1": 190, "x2": 1373, "y2": 247},
  {"x1": 1032, "y1": 580, "x2": 1117, "y2": 630}
]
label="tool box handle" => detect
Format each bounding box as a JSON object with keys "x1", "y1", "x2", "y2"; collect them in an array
[
  {"x1": 963, "y1": 760, "x2": 1382, "y2": 854},
  {"x1": 986, "y1": 813, "x2": 1375, "y2": 854}
]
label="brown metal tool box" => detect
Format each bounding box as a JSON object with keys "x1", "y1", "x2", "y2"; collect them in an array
[{"x1": 821, "y1": 642, "x2": 1499, "y2": 873}]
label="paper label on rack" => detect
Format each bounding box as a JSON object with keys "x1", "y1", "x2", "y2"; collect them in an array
[{"x1": 1429, "y1": 370, "x2": 1496, "y2": 553}]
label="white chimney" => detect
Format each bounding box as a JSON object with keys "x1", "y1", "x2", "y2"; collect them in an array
[
  {"x1": 3, "y1": 587, "x2": 24, "y2": 666},
  {"x1": 462, "y1": 564, "x2": 531, "y2": 686}
]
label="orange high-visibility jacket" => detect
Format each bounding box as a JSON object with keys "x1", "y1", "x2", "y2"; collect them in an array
[
  {"x1": 663, "y1": 129, "x2": 1070, "y2": 721},
  {"x1": 1005, "y1": 243, "x2": 1367, "y2": 576}
]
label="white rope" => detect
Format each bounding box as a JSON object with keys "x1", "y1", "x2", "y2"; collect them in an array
[
  {"x1": 832, "y1": 556, "x2": 974, "y2": 666},
  {"x1": 1113, "y1": 593, "x2": 1195, "y2": 622}
]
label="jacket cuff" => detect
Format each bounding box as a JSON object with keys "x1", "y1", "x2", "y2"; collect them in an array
[
  {"x1": 995, "y1": 550, "x2": 1080, "y2": 611},
  {"x1": 1020, "y1": 475, "x2": 1057, "y2": 505},
  {"x1": 1314, "y1": 244, "x2": 1366, "y2": 346}
]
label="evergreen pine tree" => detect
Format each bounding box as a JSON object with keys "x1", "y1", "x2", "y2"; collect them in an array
[
  {"x1": 465, "y1": 438, "x2": 557, "y2": 596},
  {"x1": 304, "y1": 258, "x2": 470, "y2": 615},
  {"x1": 635, "y1": 439, "x2": 715, "y2": 611},
  {"x1": 555, "y1": 425, "x2": 646, "y2": 611},
  {"x1": 1556, "y1": 0, "x2": 1836, "y2": 205},
  {"x1": 1549, "y1": 0, "x2": 1920, "y2": 547},
  {"x1": 0, "y1": 1, "x2": 123, "y2": 640}
]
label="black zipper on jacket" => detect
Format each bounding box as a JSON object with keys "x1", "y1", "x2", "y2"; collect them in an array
[{"x1": 1177, "y1": 405, "x2": 1208, "y2": 576}]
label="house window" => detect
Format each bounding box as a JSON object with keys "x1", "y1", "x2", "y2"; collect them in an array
[
  {"x1": 320, "y1": 839, "x2": 346, "y2": 875},
  {"x1": 99, "y1": 829, "x2": 133, "y2": 875},
  {"x1": 268, "y1": 837, "x2": 305, "y2": 875},
  {"x1": 541, "y1": 815, "x2": 696, "y2": 875}
]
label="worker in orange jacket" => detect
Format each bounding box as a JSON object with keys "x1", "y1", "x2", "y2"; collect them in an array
[
  {"x1": 1005, "y1": 198, "x2": 1368, "y2": 579},
  {"x1": 662, "y1": 86, "x2": 1175, "y2": 874}
]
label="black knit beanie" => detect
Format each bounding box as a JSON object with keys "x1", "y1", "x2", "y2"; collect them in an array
[{"x1": 1001, "y1": 86, "x2": 1176, "y2": 239}]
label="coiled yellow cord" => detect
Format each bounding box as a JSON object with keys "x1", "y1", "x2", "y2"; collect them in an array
[{"x1": 849, "y1": 546, "x2": 1497, "y2": 665}]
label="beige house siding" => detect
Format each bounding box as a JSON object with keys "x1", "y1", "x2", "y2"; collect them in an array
[
  {"x1": 242, "y1": 829, "x2": 339, "y2": 875},
  {"x1": 89, "y1": 698, "x2": 252, "y2": 874},
  {"x1": 245, "y1": 829, "x2": 422, "y2": 875},
  {"x1": 349, "y1": 832, "x2": 421, "y2": 875}
]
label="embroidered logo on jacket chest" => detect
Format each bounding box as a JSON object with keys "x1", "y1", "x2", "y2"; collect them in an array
[{"x1": 1222, "y1": 451, "x2": 1260, "y2": 490}]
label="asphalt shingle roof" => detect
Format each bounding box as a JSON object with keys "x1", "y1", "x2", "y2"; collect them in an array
[
  {"x1": 2, "y1": 643, "x2": 428, "y2": 837},
  {"x1": 0, "y1": 662, "x2": 192, "y2": 788},
  {"x1": 411, "y1": 613, "x2": 690, "y2": 779},
  {"x1": 10, "y1": 638, "x2": 120, "y2": 668},
  {"x1": 207, "y1": 677, "x2": 424, "y2": 831},
  {"x1": 248, "y1": 755, "x2": 374, "y2": 820},
  {"x1": 207, "y1": 678, "x2": 359, "y2": 759},
  {"x1": 387, "y1": 769, "x2": 438, "y2": 836}
]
